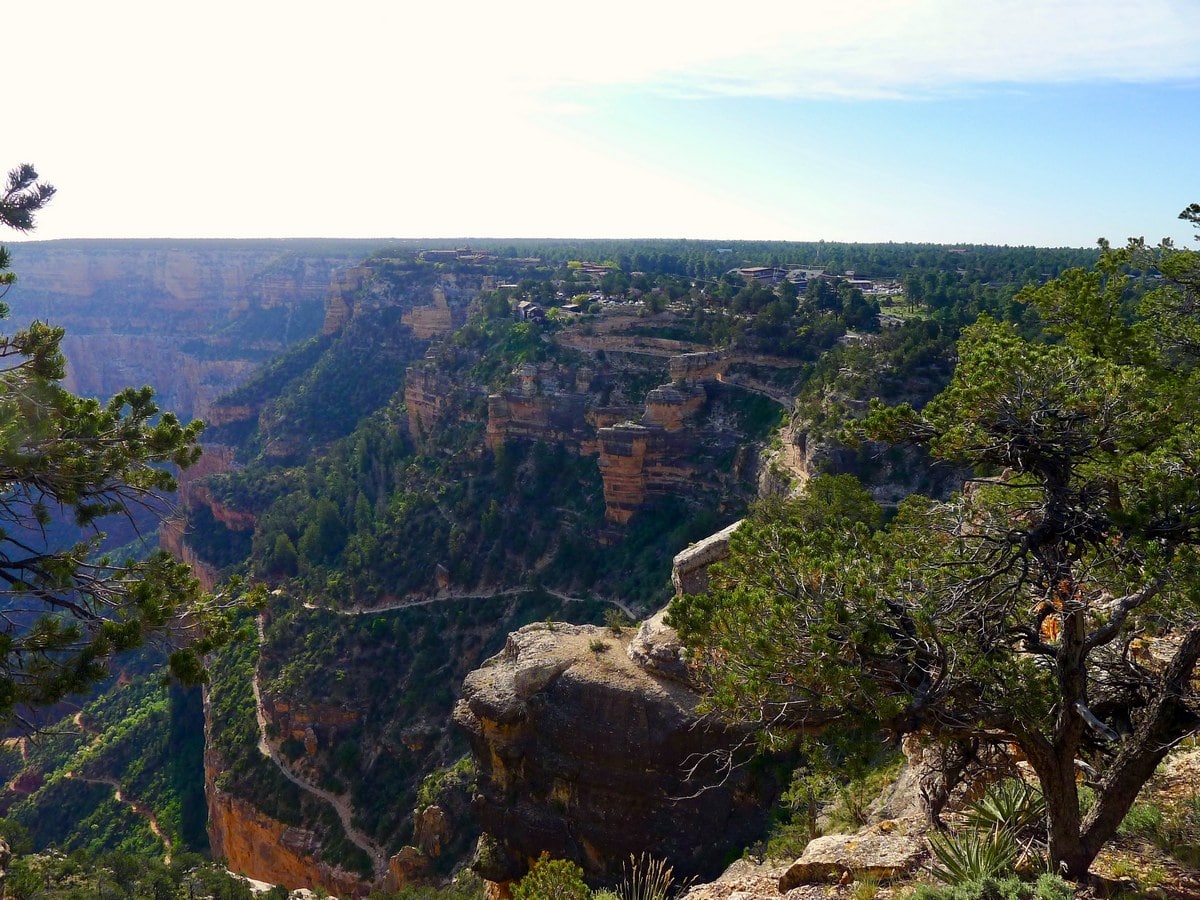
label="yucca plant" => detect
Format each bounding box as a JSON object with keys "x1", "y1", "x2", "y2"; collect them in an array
[
  {"x1": 618, "y1": 853, "x2": 676, "y2": 900},
  {"x1": 928, "y1": 827, "x2": 1020, "y2": 885},
  {"x1": 964, "y1": 780, "x2": 1046, "y2": 834}
]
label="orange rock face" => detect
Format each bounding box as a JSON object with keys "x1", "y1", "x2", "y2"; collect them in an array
[
  {"x1": 596, "y1": 424, "x2": 706, "y2": 524},
  {"x1": 402, "y1": 289, "x2": 464, "y2": 339},
  {"x1": 261, "y1": 696, "x2": 360, "y2": 752},
  {"x1": 641, "y1": 382, "x2": 707, "y2": 431},
  {"x1": 187, "y1": 482, "x2": 257, "y2": 532},
  {"x1": 322, "y1": 265, "x2": 373, "y2": 335},
  {"x1": 160, "y1": 517, "x2": 221, "y2": 591},
  {"x1": 161, "y1": 441, "x2": 248, "y2": 589},
  {"x1": 485, "y1": 392, "x2": 591, "y2": 452},
  {"x1": 204, "y1": 403, "x2": 258, "y2": 428},
  {"x1": 405, "y1": 368, "x2": 462, "y2": 446},
  {"x1": 206, "y1": 779, "x2": 366, "y2": 898}
]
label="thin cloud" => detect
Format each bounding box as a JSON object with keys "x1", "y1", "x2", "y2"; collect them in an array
[{"x1": 515, "y1": 0, "x2": 1200, "y2": 100}]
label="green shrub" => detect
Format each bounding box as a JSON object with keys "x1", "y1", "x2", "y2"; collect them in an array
[
  {"x1": 604, "y1": 608, "x2": 632, "y2": 635},
  {"x1": 1118, "y1": 801, "x2": 1164, "y2": 840},
  {"x1": 512, "y1": 853, "x2": 590, "y2": 900},
  {"x1": 909, "y1": 872, "x2": 1069, "y2": 900},
  {"x1": 1032, "y1": 873, "x2": 1073, "y2": 900},
  {"x1": 928, "y1": 827, "x2": 1020, "y2": 886},
  {"x1": 764, "y1": 821, "x2": 815, "y2": 861},
  {"x1": 964, "y1": 780, "x2": 1046, "y2": 835},
  {"x1": 826, "y1": 754, "x2": 904, "y2": 832},
  {"x1": 780, "y1": 767, "x2": 836, "y2": 841}
]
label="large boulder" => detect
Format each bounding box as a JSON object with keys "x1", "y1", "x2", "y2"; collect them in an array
[
  {"x1": 777, "y1": 821, "x2": 925, "y2": 888},
  {"x1": 454, "y1": 621, "x2": 783, "y2": 885}
]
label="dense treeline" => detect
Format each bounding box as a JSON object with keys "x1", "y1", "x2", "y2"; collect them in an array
[{"x1": 379, "y1": 238, "x2": 1099, "y2": 281}]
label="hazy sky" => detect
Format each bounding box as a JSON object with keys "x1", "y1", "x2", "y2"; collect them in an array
[{"x1": 13, "y1": 0, "x2": 1200, "y2": 246}]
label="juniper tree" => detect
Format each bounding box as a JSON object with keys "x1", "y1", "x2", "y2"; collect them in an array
[{"x1": 670, "y1": 213, "x2": 1200, "y2": 878}]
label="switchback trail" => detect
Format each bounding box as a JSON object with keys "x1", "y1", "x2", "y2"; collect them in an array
[
  {"x1": 252, "y1": 615, "x2": 388, "y2": 878},
  {"x1": 67, "y1": 713, "x2": 172, "y2": 865},
  {"x1": 264, "y1": 586, "x2": 636, "y2": 877}
]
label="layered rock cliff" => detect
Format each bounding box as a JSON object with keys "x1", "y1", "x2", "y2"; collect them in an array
[
  {"x1": 323, "y1": 265, "x2": 481, "y2": 339},
  {"x1": 473, "y1": 353, "x2": 768, "y2": 524},
  {"x1": 8, "y1": 240, "x2": 379, "y2": 421}
]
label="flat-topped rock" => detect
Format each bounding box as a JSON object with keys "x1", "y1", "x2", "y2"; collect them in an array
[
  {"x1": 454, "y1": 621, "x2": 782, "y2": 885},
  {"x1": 778, "y1": 821, "x2": 925, "y2": 888}
]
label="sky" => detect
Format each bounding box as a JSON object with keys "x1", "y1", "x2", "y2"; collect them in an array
[{"x1": 11, "y1": 0, "x2": 1200, "y2": 247}]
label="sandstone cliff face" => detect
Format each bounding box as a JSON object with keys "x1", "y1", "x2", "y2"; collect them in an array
[
  {"x1": 159, "y1": 440, "x2": 249, "y2": 585},
  {"x1": 406, "y1": 367, "x2": 469, "y2": 447},
  {"x1": 263, "y1": 696, "x2": 361, "y2": 757},
  {"x1": 59, "y1": 334, "x2": 259, "y2": 422},
  {"x1": 642, "y1": 382, "x2": 707, "y2": 431},
  {"x1": 454, "y1": 621, "x2": 780, "y2": 885},
  {"x1": 473, "y1": 355, "x2": 754, "y2": 524},
  {"x1": 757, "y1": 424, "x2": 814, "y2": 498},
  {"x1": 483, "y1": 362, "x2": 619, "y2": 454},
  {"x1": 322, "y1": 265, "x2": 373, "y2": 335},
  {"x1": 670, "y1": 520, "x2": 742, "y2": 596},
  {"x1": 206, "y1": 758, "x2": 365, "y2": 898},
  {"x1": 159, "y1": 518, "x2": 221, "y2": 592},
  {"x1": 596, "y1": 420, "x2": 737, "y2": 526},
  {"x1": 323, "y1": 267, "x2": 482, "y2": 338},
  {"x1": 402, "y1": 287, "x2": 466, "y2": 340}
]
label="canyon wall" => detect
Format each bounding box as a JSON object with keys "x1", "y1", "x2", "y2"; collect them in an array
[
  {"x1": 473, "y1": 354, "x2": 760, "y2": 524},
  {"x1": 206, "y1": 752, "x2": 366, "y2": 898},
  {"x1": 8, "y1": 239, "x2": 380, "y2": 420}
]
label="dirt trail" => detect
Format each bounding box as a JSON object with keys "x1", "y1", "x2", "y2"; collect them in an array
[
  {"x1": 66, "y1": 713, "x2": 172, "y2": 864},
  {"x1": 303, "y1": 586, "x2": 636, "y2": 619},
  {"x1": 252, "y1": 615, "x2": 388, "y2": 877},
  {"x1": 256, "y1": 587, "x2": 637, "y2": 878}
]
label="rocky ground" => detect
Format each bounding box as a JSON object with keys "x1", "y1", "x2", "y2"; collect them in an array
[{"x1": 680, "y1": 747, "x2": 1200, "y2": 900}]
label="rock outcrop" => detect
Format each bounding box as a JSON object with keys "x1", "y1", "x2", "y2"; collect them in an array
[
  {"x1": 596, "y1": 422, "x2": 731, "y2": 525},
  {"x1": 668, "y1": 351, "x2": 723, "y2": 382},
  {"x1": 262, "y1": 697, "x2": 361, "y2": 757},
  {"x1": 482, "y1": 362, "x2": 609, "y2": 453},
  {"x1": 642, "y1": 382, "x2": 707, "y2": 431},
  {"x1": 454, "y1": 621, "x2": 783, "y2": 886},
  {"x1": 758, "y1": 425, "x2": 814, "y2": 498},
  {"x1": 777, "y1": 821, "x2": 925, "y2": 888},
  {"x1": 402, "y1": 287, "x2": 466, "y2": 339},
  {"x1": 670, "y1": 520, "x2": 742, "y2": 596},
  {"x1": 406, "y1": 367, "x2": 465, "y2": 446},
  {"x1": 159, "y1": 518, "x2": 220, "y2": 592},
  {"x1": 323, "y1": 265, "x2": 373, "y2": 335}
]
